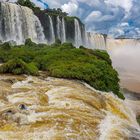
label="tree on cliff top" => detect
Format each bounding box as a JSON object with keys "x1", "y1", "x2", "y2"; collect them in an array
[{"x1": 17, "y1": 0, "x2": 35, "y2": 9}]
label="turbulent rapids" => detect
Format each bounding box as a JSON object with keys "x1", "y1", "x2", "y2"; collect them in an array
[{"x1": 0, "y1": 74, "x2": 139, "y2": 140}]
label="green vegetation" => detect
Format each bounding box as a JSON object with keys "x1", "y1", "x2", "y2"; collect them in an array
[
  {"x1": 17, "y1": 0, "x2": 36, "y2": 9},
  {"x1": 45, "y1": 8, "x2": 68, "y2": 17},
  {"x1": 137, "y1": 116, "x2": 140, "y2": 125},
  {"x1": 0, "y1": 58, "x2": 38, "y2": 75},
  {"x1": 0, "y1": 40, "x2": 124, "y2": 99}
]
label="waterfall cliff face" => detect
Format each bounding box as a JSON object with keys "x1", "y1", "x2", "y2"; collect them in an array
[
  {"x1": 37, "y1": 13, "x2": 85, "y2": 47},
  {"x1": 0, "y1": 2, "x2": 107, "y2": 48},
  {"x1": 0, "y1": 2, "x2": 46, "y2": 45}
]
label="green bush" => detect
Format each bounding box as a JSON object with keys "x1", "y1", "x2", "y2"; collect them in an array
[
  {"x1": 60, "y1": 42, "x2": 75, "y2": 50},
  {"x1": 25, "y1": 38, "x2": 37, "y2": 47},
  {"x1": 0, "y1": 42, "x2": 124, "y2": 99},
  {"x1": 17, "y1": 0, "x2": 35, "y2": 10},
  {"x1": 92, "y1": 50, "x2": 112, "y2": 65},
  {"x1": 0, "y1": 58, "x2": 39, "y2": 75},
  {"x1": 55, "y1": 39, "x2": 61, "y2": 45},
  {"x1": 1, "y1": 42, "x2": 11, "y2": 50}
]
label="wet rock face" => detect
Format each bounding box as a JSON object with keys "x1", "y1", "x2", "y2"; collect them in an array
[
  {"x1": 19, "y1": 104, "x2": 27, "y2": 110},
  {"x1": 0, "y1": 74, "x2": 139, "y2": 140}
]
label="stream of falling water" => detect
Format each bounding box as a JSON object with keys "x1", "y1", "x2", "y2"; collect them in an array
[
  {"x1": 48, "y1": 16, "x2": 55, "y2": 44},
  {"x1": 0, "y1": 74, "x2": 139, "y2": 140},
  {"x1": 0, "y1": 2, "x2": 46, "y2": 44},
  {"x1": 62, "y1": 18, "x2": 66, "y2": 43}
]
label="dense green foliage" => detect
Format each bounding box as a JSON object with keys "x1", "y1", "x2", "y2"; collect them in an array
[
  {"x1": 17, "y1": 0, "x2": 35, "y2": 9},
  {"x1": 0, "y1": 58, "x2": 38, "y2": 75},
  {"x1": 0, "y1": 40, "x2": 124, "y2": 99}
]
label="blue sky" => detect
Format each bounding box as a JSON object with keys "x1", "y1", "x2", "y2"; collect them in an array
[{"x1": 8, "y1": 0, "x2": 140, "y2": 37}]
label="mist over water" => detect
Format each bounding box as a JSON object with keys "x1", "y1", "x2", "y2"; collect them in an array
[{"x1": 107, "y1": 40, "x2": 140, "y2": 93}]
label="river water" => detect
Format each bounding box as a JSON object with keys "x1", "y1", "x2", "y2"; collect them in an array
[{"x1": 0, "y1": 74, "x2": 139, "y2": 140}]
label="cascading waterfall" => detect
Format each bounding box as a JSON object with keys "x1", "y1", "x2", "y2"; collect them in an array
[
  {"x1": 86, "y1": 33, "x2": 106, "y2": 50},
  {"x1": 85, "y1": 32, "x2": 91, "y2": 48},
  {"x1": 81, "y1": 27, "x2": 88, "y2": 47},
  {"x1": 74, "y1": 19, "x2": 82, "y2": 47},
  {"x1": 56, "y1": 16, "x2": 66, "y2": 43},
  {"x1": 57, "y1": 16, "x2": 61, "y2": 40},
  {"x1": 48, "y1": 15, "x2": 55, "y2": 44},
  {"x1": 0, "y1": 2, "x2": 46, "y2": 45},
  {"x1": 62, "y1": 18, "x2": 66, "y2": 43},
  {"x1": 0, "y1": 2, "x2": 106, "y2": 49}
]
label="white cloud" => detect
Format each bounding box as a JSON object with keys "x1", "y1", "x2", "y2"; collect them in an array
[
  {"x1": 85, "y1": 11, "x2": 102, "y2": 23},
  {"x1": 61, "y1": 1, "x2": 78, "y2": 15},
  {"x1": 120, "y1": 22, "x2": 129, "y2": 27},
  {"x1": 105, "y1": 0, "x2": 133, "y2": 12}
]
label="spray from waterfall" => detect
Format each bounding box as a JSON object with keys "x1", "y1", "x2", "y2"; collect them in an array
[{"x1": 86, "y1": 33, "x2": 106, "y2": 50}]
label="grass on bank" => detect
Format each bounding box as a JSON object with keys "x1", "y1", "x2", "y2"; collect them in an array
[
  {"x1": 0, "y1": 39, "x2": 124, "y2": 99},
  {"x1": 0, "y1": 58, "x2": 38, "y2": 75}
]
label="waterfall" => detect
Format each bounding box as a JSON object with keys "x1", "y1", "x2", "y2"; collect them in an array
[
  {"x1": 0, "y1": 2, "x2": 110, "y2": 50},
  {"x1": 62, "y1": 18, "x2": 66, "y2": 43},
  {"x1": 0, "y1": 2, "x2": 46, "y2": 45},
  {"x1": 56, "y1": 16, "x2": 66, "y2": 43},
  {"x1": 82, "y1": 27, "x2": 88, "y2": 47},
  {"x1": 86, "y1": 33, "x2": 106, "y2": 50},
  {"x1": 86, "y1": 32, "x2": 92, "y2": 48},
  {"x1": 48, "y1": 15, "x2": 55, "y2": 44},
  {"x1": 74, "y1": 19, "x2": 82, "y2": 47},
  {"x1": 57, "y1": 16, "x2": 61, "y2": 40}
]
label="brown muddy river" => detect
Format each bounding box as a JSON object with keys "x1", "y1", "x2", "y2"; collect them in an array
[{"x1": 0, "y1": 74, "x2": 139, "y2": 139}]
